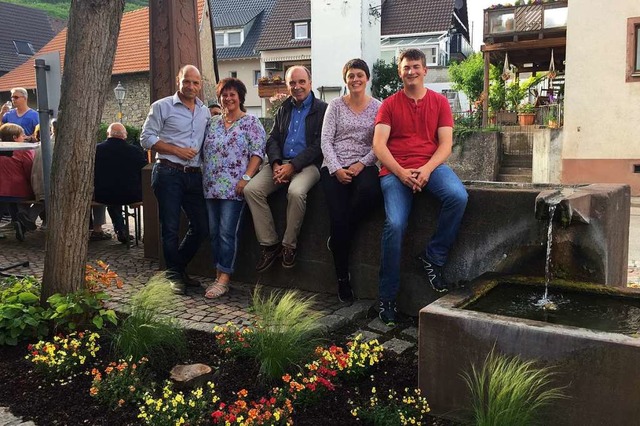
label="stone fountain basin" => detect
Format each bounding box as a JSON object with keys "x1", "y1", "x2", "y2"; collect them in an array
[{"x1": 418, "y1": 275, "x2": 640, "y2": 426}]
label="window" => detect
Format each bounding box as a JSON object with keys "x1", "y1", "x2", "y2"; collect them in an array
[
  {"x1": 230, "y1": 71, "x2": 238, "y2": 78},
  {"x1": 293, "y1": 22, "x2": 309, "y2": 40},
  {"x1": 215, "y1": 33, "x2": 224, "y2": 47},
  {"x1": 228, "y1": 31, "x2": 242, "y2": 47},
  {"x1": 422, "y1": 47, "x2": 438, "y2": 65},
  {"x1": 13, "y1": 40, "x2": 35, "y2": 56},
  {"x1": 214, "y1": 29, "x2": 244, "y2": 48},
  {"x1": 254, "y1": 70, "x2": 261, "y2": 86},
  {"x1": 627, "y1": 17, "x2": 640, "y2": 82}
]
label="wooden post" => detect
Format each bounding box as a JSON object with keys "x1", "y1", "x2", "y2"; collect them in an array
[{"x1": 482, "y1": 48, "x2": 490, "y2": 127}]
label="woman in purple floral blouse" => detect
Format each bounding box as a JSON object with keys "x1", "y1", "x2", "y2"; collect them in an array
[
  {"x1": 202, "y1": 78, "x2": 266, "y2": 298},
  {"x1": 320, "y1": 59, "x2": 382, "y2": 304}
]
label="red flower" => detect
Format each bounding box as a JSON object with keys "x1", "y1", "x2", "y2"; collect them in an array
[{"x1": 211, "y1": 410, "x2": 224, "y2": 421}]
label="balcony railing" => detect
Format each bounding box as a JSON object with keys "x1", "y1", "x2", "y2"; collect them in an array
[
  {"x1": 450, "y1": 33, "x2": 472, "y2": 62},
  {"x1": 484, "y1": 1, "x2": 568, "y2": 41}
]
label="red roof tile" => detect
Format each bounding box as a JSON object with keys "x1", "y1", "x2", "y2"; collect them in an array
[{"x1": 0, "y1": 1, "x2": 205, "y2": 92}]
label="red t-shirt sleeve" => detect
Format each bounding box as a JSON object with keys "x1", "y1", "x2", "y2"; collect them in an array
[
  {"x1": 375, "y1": 96, "x2": 393, "y2": 127},
  {"x1": 437, "y1": 95, "x2": 454, "y2": 128}
]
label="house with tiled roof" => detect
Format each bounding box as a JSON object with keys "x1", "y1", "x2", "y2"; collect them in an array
[
  {"x1": 0, "y1": 0, "x2": 212, "y2": 127},
  {"x1": 0, "y1": 2, "x2": 59, "y2": 77},
  {"x1": 210, "y1": 0, "x2": 276, "y2": 116},
  {"x1": 254, "y1": 0, "x2": 471, "y2": 112}
]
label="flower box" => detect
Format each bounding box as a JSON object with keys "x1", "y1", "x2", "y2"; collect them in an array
[{"x1": 258, "y1": 81, "x2": 288, "y2": 98}]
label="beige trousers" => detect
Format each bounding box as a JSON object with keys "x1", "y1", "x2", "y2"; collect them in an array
[{"x1": 243, "y1": 161, "x2": 320, "y2": 248}]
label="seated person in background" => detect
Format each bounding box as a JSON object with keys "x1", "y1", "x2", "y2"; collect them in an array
[
  {"x1": 94, "y1": 122, "x2": 147, "y2": 243},
  {"x1": 208, "y1": 101, "x2": 222, "y2": 116},
  {"x1": 0, "y1": 123, "x2": 35, "y2": 241}
]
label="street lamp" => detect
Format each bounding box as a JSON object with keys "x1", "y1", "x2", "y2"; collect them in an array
[{"x1": 113, "y1": 81, "x2": 126, "y2": 123}]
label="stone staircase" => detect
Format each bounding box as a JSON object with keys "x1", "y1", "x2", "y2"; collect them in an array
[{"x1": 497, "y1": 128, "x2": 534, "y2": 183}]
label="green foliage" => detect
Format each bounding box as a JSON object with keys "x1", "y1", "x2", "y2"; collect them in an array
[
  {"x1": 505, "y1": 74, "x2": 547, "y2": 111},
  {"x1": 47, "y1": 290, "x2": 118, "y2": 332},
  {"x1": 463, "y1": 350, "x2": 566, "y2": 426},
  {"x1": 0, "y1": 276, "x2": 49, "y2": 345},
  {"x1": 90, "y1": 358, "x2": 152, "y2": 409},
  {"x1": 97, "y1": 122, "x2": 142, "y2": 147},
  {"x1": 449, "y1": 53, "x2": 485, "y2": 107},
  {"x1": 518, "y1": 103, "x2": 536, "y2": 113},
  {"x1": 110, "y1": 275, "x2": 186, "y2": 367},
  {"x1": 371, "y1": 59, "x2": 402, "y2": 100},
  {"x1": 26, "y1": 331, "x2": 101, "y2": 380},
  {"x1": 249, "y1": 287, "x2": 324, "y2": 381},
  {"x1": 2, "y1": 0, "x2": 148, "y2": 20},
  {"x1": 488, "y1": 65, "x2": 507, "y2": 113},
  {"x1": 138, "y1": 381, "x2": 220, "y2": 426},
  {"x1": 350, "y1": 386, "x2": 431, "y2": 426}
]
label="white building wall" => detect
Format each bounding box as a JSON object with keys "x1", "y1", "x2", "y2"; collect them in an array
[
  {"x1": 563, "y1": 0, "x2": 640, "y2": 159},
  {"x1": 310, "y1": 0, "x2": 381, "y2": 100}
]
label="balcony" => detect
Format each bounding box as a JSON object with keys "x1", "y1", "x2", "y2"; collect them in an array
[
  {"x1": 450, "y1": 33, "x2": 472, "y2": 62},
  {"x1": 483, "y1": 1, "x2": 568, "y2": 44}
]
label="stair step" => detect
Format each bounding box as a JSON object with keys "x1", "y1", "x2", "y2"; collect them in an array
[
  {"x1": 497, "y1": 173, "x2": 532, "y2": 183},
  {"x1": 500, "y1": 167, "x2": 532, "y2": 175},
  {"x1": 502, "y1": 155, "x2": 532, "y2": 167}
]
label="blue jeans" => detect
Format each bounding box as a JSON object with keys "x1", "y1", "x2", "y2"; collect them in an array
[
  {"x1": 206, "y1": 199, "x2": 245, "y2": 274},
  {"x1": 379, "y1": 164, "x2": 468, "y2": 302},
  {"x1": 151, "y1": 163, "x2": 208, "y2": 277}
]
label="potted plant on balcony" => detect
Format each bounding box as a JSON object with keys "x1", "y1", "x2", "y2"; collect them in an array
[
  {"x1": 258, "y1": 75, "x2": 287, "y2": 98},
  {"x1": 517, "y1": 102, "x2": 536, "y2": 126}
]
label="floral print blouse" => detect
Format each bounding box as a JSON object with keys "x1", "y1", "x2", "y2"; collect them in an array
[{"x1": 202, "y1": 114, "x2": 266, "y2": 201}]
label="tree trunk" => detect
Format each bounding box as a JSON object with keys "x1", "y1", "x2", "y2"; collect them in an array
[{"x1": 41, "y1": 0, "x2": 125, "y2": 301}]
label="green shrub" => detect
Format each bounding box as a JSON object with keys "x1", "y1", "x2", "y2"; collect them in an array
[
  {"x1": 110, "y1": 275, "x2": 186, "y2": 367},
  {"x1": 350, "y1": 386, "x2": 430, "y2": 425},
  {"x1": 372, "y1": 59, "x2": 402, "y2": 100},
  {"x1": 463, "y1": 350, "x2": 566, "y2": 426},
  {"x1": 47, "y1": 290, "x2": 117, "y2": 332},
  {"x1": 0, "y1": 276, "x2": 48, "y2": 345},
  {"x1": 249, "y1": 287, "x2": 323, "y2": 381}
]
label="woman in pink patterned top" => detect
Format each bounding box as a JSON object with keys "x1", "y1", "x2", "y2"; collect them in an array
[
  {"x1": 320, "y1": 58, "x2": 382, "y2": 304},
  {"x1": 202, "y1": 78, "x2": 266, "y2": 298}
]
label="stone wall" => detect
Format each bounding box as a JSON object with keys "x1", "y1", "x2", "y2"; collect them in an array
[
  {"x1": 449, "y1": 131, "x2": 500, "y2": 181},
  {"x1": 101, "y1": 73, "x2": 150, "y2": 129}
]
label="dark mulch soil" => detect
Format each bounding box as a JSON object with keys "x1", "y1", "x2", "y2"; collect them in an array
[{"x1": 0, "y1": 320, "x2": 458, "y2": 425}]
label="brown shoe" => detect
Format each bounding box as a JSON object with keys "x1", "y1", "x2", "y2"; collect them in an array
[
  {"x1": 281, "y1": 246, "x2": 296, "y2": 269},
  {"x1": 256, "y1": 244, "x2": 282, "y2": 273}
]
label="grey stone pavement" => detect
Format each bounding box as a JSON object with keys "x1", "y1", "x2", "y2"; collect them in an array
[{"x1": 1, "y1": 198, "x2": 639, "y2": 424}]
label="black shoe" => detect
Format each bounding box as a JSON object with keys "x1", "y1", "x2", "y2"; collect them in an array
[
  {"x1": 281, "y1": 246, "x2": 297, "y2": 268},
  {"x1": 115, "y1": 229, "x2": 131, "y2": 244},
  {"x1": 181, "y1": 273, "x2": 201, "y2": 287},
  {"x1": 417, "y1": 254, "x2": 448, "y2": 293},
  {"x1": 337, "y1": 275, "x2": 354, "y2": 304},
  {"x1": 378, "y1": 299, "x2": 397, "y2": 326},
  {"x1": 256, "y1": 244, "x2": 282, "y2": 272},
  {"x1": 14, "y1": 221, "x2": 25, "y2": 242},
  {"x1": 17, "y1": 212, "x2": 37, "y2": 231}
]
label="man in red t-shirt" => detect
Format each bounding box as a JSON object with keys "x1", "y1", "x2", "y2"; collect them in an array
[{"x1": 372, "y1": 48, "x2": 468, "y2": 325}]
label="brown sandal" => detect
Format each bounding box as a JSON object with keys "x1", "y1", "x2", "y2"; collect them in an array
[{"x1": 204, "y1": 281, "x2": 229, "y2": 299}]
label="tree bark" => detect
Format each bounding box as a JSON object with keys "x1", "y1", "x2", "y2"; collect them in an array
[{"x1": 41, "y1": 0, "x2": 125, "y2": 301}]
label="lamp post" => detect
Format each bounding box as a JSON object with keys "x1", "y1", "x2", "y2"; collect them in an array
[{"x1": 113, "y1": 81, "x2": 126, "y2": 123}]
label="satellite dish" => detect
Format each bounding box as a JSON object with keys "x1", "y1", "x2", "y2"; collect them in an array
[{"x1": 454, "y1": 0, "x2": 463, "y2": 9}]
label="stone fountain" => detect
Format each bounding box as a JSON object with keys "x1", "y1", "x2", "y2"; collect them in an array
[{"x1": 418, "y1": 183, "x2": 637, "y2": 425}]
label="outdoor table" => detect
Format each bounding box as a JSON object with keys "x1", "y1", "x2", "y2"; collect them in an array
[
  {"x1": 0, "y1": 142, "x2": 39, "y2": 276},
  {"x1": 0, "y1": 142, "x2": 40, "y2": 156}
]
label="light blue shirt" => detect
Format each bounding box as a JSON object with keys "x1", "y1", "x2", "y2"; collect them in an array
[
  {"x1": 140, "y1": 92, "x2": 210, "y2": 167},
  {"x1": 282, "y1": 94, "x2": 312, "y2": 159}
]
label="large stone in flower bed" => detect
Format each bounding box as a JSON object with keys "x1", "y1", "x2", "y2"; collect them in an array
[{"x1": 170, "y1": 363, "x2": 214, "y2": 390}]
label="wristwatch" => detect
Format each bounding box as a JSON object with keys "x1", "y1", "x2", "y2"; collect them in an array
[{"x1": 242, "y1": 174, "x2": 252, "y2": 181}]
